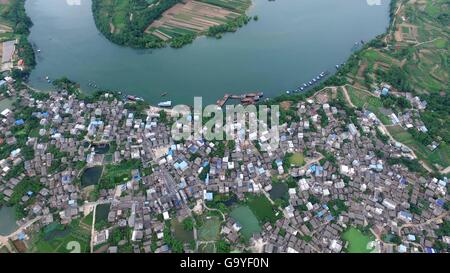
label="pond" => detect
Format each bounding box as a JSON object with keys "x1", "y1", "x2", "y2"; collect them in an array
[
  {"x1": 230, "y1": 205, "x2": 261, "y2": 240},
  {"x1": 341, "y1": 227, "x2": 375, "y2": 253},
  {"x1": 92, "y1": 143, "x2": 110, "y2": 154},
  {"x1": 95, "y1": 203, "x2": 110, "y2": 223},
  {"x1": 26, "y1": 0, "x2": 391, "y2": 105},
  {"x1": 198, "y1": 216, "x2": 221, "y2": 241},
  {"x1": 80, "y1": 166, "x2": 103, "y2": 187},
  {"x1": 270, "y1": 183, "x2": 289, "y2": 201},
  {"x1": 0, "y1": 206, "x2": 18, "y2": 236},
  {"x1": 172, "y1": 219, "x2": 194, "y2": 243}
]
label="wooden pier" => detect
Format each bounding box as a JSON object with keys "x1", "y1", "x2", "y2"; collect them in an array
[{"x1": 216, "y1": 92, "x2": 263, "y2": 107}]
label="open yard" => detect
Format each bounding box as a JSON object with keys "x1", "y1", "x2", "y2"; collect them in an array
[{"x1": 288, "y1": 152, "x2": 305, "y2": 167}]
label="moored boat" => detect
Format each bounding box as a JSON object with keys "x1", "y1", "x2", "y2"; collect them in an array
[{"x1": 158, "y1": 101, "x2": 172, "y2": 107}]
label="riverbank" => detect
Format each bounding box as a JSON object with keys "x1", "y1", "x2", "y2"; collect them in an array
[{"x1": 0, "y1": 0, "x2": 35, "y2": 78}]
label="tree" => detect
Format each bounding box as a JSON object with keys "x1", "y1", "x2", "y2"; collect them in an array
[
  {"x1": 182, "y1": 217, "x2": 194, "y2": 231},
  {"x1": 216, "y1": 240, "x2": 231, "y2": 253}
]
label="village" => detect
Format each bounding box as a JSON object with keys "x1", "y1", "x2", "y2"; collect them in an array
[{"x1": 0, "y1": 73, "x2": 448, "y2": 253}]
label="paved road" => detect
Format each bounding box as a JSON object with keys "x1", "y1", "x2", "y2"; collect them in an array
[{"x1": 161, "y1": 168, "x2": 199, "y2": 247}]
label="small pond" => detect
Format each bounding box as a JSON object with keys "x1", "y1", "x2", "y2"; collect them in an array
[{"x1": 81, "y1": 166, "x2": 103, "y2": 187}]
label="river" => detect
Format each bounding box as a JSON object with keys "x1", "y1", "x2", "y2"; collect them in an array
[
  {"x1": 0, "y1": 206, "x2": 18, "y2": 236},
  {"x1": 25, "y1": 0, "x2": 390, "y2": 105}
]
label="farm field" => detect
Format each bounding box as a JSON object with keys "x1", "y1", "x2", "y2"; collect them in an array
[
  {"x1": 345, "y1": 85, "x2": 392, "y2": 125},
  {"x1": 387, "y1": 125, "x2": 450, "y2": 170},
  {"x1": 146, "y1": 0, "x2": 248, "y2": 41},
  {"x1": 348, "y1": 0, "x2": 448, "y2": 95},
  {"x1": 93, "y1": 0, "x2": 251, "y2": 48}
]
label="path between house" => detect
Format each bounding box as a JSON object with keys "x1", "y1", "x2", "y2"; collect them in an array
[
  {"x1": 397, "y1": 212, "x2": 448, "y2": 236},
  {"x1": 340, "y1": 86, "x2": 356, "y2": 108}
]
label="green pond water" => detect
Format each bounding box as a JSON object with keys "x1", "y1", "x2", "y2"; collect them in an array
[
  {"x1": 93, "y1": 144, "x2": 110, "y2": 154},
  {"x1": 26, "y1": 0, "x2": 390, "y2": 105},
  {"x1": 230, "y1": 205, "x2": 261, "y2": 240},
  {"x1": 172, "y1": 219, "x2": 194, "y2": 243},
  {"x1": 0, "y1": 206, "x2": 18, "y2": 236},
  {"x1": 0, "y1": 98, "x2": 14, "y2": 112},
  {"x1": 270, "y1": 183, "x2": 289, "y2": 200},
  {"x1": 81, "y1": 166, "x2": 103, "y2": 187},
  {"x1": 95, "y1": 203, "x2": 111, "y2": 222}
]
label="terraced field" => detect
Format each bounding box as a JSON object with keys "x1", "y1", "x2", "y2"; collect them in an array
[
  {"x1": 146, "y1": 0, "x2": 248, "y2": 41},
  {"x1": 339, "y1": 0, "x2": 449, "y2": 172}
]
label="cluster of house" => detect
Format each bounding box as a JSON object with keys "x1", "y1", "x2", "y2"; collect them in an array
[{"x1": 0, "y1": 81, "x2": 448, "y2": 253}]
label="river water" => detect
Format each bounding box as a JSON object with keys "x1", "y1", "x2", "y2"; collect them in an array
[
  {"x1": 0, "y1": 206, "x2": 18, "y2": 236},
  {"x1": 25, "y1": 0, "x2": 390, "y2": 105}
]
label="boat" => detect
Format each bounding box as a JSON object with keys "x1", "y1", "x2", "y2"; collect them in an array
[
  {"x1": 158, "y1": 101, "x2": 172, "y2": 107},
  {"x1": 45, "y1": 76, "x2": 49, "y2": 80},
  {"x1": 161, "y1": 92, "x2": 168, "y2": 97},
  {"x1": 127, "y1": 95, "x2": 137, "y2": 101},
  {"x1": 308, "y1": 81, "x2": 312, "y2": 85},
  {"x1": 303, "y1": 83, "x2": 308, "y2": 87},
  {"x1": 335, "y1": 64, "x2": 340, "y2": 69},
  {"x1": 286, "y1": 91, "x2": 290, "y2": 94},
  {"x1": 312, "y1": 78, "x2": 317, "y2": 83},
  {"x1": 316, "y1": 76, "x2": 320, "y2": 80}
]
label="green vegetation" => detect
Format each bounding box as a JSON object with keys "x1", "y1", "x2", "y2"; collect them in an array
[
  {"x1": 216, "y1": 239, "x2": 231, "y2": 253},
  {"x1": 327, "y1": 199, "x2": 348, "y2": 217},
  {"x1": 0, "y1": 0, "x2": 35, "y2": 76},
  {"x1": 31, "y1": 220, "x2": 91, "y2": 253},
  {"x1": 182, "y1": 217, "x2": 194, "y2": 231},
  {"x1": 346, "y1": 86, "x2": 391, "y2": 125},
  {"x1": 206, "y1": 14, "x2": 251, "y2": 38},
  {"x1": 341, "y1": 227, "x2": 375, "y2": 253},
  {"x1": 163, "y1": 222, "x2": 184, "y2": 253},
  {"x1": 287, "y1": 152, "x2": 305, "y2": 167},
  {"x1": 99, "y1": 159, "x2": 142, "y2": 189},
  {"x1": 92, "y1": 0, "x2": 181, "y2": 48},
  {"x1": 92, "y1": 0, "x2": 252, "y2": 49},
  {"x1": 387, "y1": 125, "x2": 449, "y2": 170}
]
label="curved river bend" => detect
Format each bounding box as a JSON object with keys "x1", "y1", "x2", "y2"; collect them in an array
[{"x1": 26, "y1": 0, "x2": 390, "y2": 105}]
